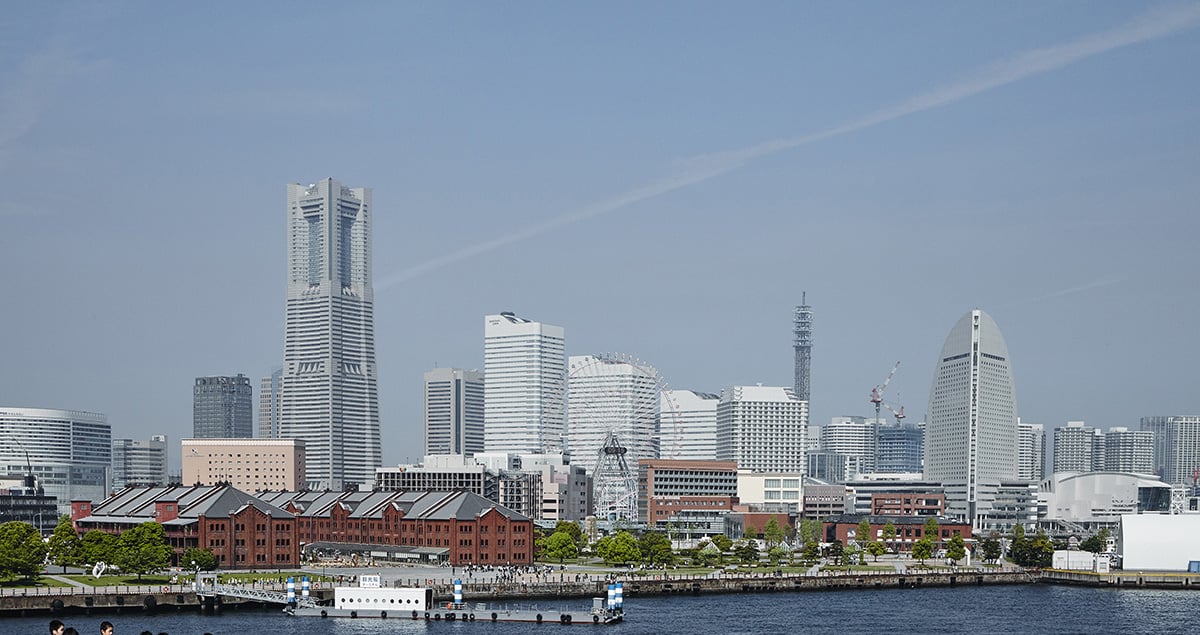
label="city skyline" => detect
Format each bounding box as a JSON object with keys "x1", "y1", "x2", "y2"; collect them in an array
[{"x1": 2, "y1": 4, "x2": 1198, "y2": 468}]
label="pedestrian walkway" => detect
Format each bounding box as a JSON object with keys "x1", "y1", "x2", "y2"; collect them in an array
[{"x1": 46, "y1": 574, "x2": 89, "y2": 588}]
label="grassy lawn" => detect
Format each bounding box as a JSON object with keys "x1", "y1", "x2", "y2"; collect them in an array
[
  {"x1": 818, "y1": 565, "x2": 895, "y2": 572},
  {"x1": 65, "y1": 574, "x2": 174, "y2": 586},
  {"x1": 0, "y1": 577, "x2": 74, "y2": 588}
]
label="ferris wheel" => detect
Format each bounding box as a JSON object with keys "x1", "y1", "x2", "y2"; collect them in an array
[{"x1": 564, "y1": 353, "x2": 680, "y2": 521}]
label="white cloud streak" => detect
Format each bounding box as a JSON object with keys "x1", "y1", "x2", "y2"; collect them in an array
[
  {"x1": 377, "y1": 4, "x2": 1200, "y2": 289},
  {"x1": 1007, "y1": 275, "x2": 1129, "y2": 307}
]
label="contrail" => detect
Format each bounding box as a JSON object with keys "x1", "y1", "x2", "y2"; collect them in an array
[
  {"x1": 1006, "y1": 276, "x2": 1129, "y2": 307},
  {"x1": 376, "y1": 4, "x2": 1200, "y2": 289}
]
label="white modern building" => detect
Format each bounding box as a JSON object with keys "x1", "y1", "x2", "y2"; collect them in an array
[
  {"x1": 1103, "y1": 427, "x2": 1155, "y2": 475},
  {"x1": 278, "y1": 179, "x2": 381, "y2": 490},
  {"x1": 1119, "y1": 514, "x2": 1200, "y2": 571},
  {"x1": 715, "y1": 386, "x2": 807, "y2": 473},
  {"x1": 483, "y1": 313, "x2": 565, "y2": 454},
  {"x1": 111, "y1": 435, "x2": 168, "y2": 489},
  {"x1": 566, "y1": 355, "x2": 660, "y2": 472},
  {"x1": 737, "y1": 470, "x2": 805, "y2": 512},
  {"x1": 0, "y1": 408, "x2": 111, "y2": 514},
  {"x1": 1053, "y1": 421, "x2": 1104, "y2": 473},
  {"x1": 258, "y1": 368, "x2": 282, "y2": 438},
  {"x1": 1141, "y1": 415, "x2": 1200, "y2": 485},
  {"x1": 925, "y1": 309, "x2": 1018, "y2": 523},
  {"x1": 821, "y1": 416, "x2": 877, "y2": 474},
  {"x1": 660, "y1": 390, "x2": 719, "y2": 461},
  {"x1": 1017, "y1": 421, "x2": 1046, "y2": 481},
  {"x1": 1040, "y1": 471, "x2": 1171, "y2": 527},
  {"x1": 424, "y1": 368, "x2": 485, "y2": 456}
]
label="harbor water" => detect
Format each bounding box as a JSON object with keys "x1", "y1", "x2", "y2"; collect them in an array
[{"x1": 8, "y1": 584, "x2": 1197, "y2": 635}]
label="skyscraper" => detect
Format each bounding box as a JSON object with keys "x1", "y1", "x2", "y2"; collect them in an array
[
  {"x1": 821, "y1": 416, "x2": 877, "y2": 474},
  {"x1": 193, "y1": 375, "x2": 253, "y2": 438},
  {"x1": 258, "y1": 368, "x2": 282, "y2": 439},
  {"x1": 1053, "y1": 421, "x2": 1103, "y2": 473},
  {"x1": 1104, "y1": 427, "x2": 1154, "y2": 474},
  {"x1": 660, "y1": 390, "x2": 719, "y2": 461},
  {"x1": 483, "y1": 313, "x2": 565, "y2": 454},
  {"x1": 1140, "y1": 416, "x2": 1200, "y2": 485},
  {"x1": 111, "y1": 435, "x2": 169, "y2": 489},
  {"x1": 925, "y1": 309, "x2": 1018, "y2": 523},
  {"x1": 424, "y1": 368, "x2": 485, "y2": 456},
  {"x1": 566, "y1": 355, "x2": 660, "y2": 472},
  {"x1": 877, "y1": 420, "x2": 925, "y2": 474},
  {"x1": 278, "y1": 179, "x2": 381, "y2": 490},
  {"x1": 0, "y1": 407, "x2": 110, "y2": 515},
  {"x1": 1017, "y1": 421, "x2": 1046, "y2": 481},
  {"x1": 715, "y1": 385, "x2": 807, "y2": 472}
]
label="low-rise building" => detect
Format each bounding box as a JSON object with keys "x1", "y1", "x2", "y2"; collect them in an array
[
  {"x1": 870, "y1": 492, "x2": 944, "y2": 516},
  {"x1": 640, "y1": 460, "x2": 738, "y2": 527},
  {"x1": 801, "y1": 481, "x2": 851, "y2": 519},
  {"x1": 823, "y1": 514, "x2": 972, "y2": 550},
  {"x1": 737, "y1": 471, "x2": 804, "y2": 513},
  {"x1": 182, "y1": 438, "x2": 305, "y2": 492}
]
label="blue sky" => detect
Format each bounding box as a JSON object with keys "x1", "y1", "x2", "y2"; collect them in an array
[{"x1": 2, "y1": 2, "x2": 1198, "y2": 469}]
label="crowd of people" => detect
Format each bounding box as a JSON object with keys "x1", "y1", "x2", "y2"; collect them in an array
[{"x1": 49, "y1": 620, "x2": 214, "y2": 635}]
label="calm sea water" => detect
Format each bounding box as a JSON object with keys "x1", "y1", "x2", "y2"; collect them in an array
[{"x1": 8, "y1": 585, "x2": 1197, "y2": 635}]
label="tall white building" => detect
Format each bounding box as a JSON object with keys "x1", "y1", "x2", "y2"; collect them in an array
[
  {"x1": 715, "y1": 386, "x2": 807, "y2": 473},
  {"x1": 258, "y1": 368, "x2": 282, "y2": 438},
  {"x1": 1104, "y1": 427, "x2": 1155, "y2": 474},
  {"x1": 0, "y1": 408, "x2": 111, "y2": 514},
  {"x1": 660, "y1": 390, "x2": 719, "y2": 460},
  {"x1": 111, "y1": 435, "x2": 168, "y2": 489},
  {"x1": 566, "y1": 355, "x2": 660, "y2": 471},
  {"x1": 483, "y1": 313, "x2": 565, "y2": 454},
  {"x1": 424, "y1": 368, "x2": 485, "y2": 456},
  {"x1": 925, "y1": 309, "x2": 1018, "y2": 523},
  {"x1": 821, "y1": 416, "x2": 877, "y2": 474},
  {"x1": 278, "y1": 179, "x2": 381, "y2": 490},
  {"x1": 1140, "y1": 416, "x2": 1200, "y2": 485},
  {"x1": 1053, "y1": 421, "x2": 1104, "y2": 473},
  {"x1": 1017, "y1": 421, "x2": 1046, "y2": 481}
]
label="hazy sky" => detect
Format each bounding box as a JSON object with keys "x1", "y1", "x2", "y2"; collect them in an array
[{"x1": 2, "y1": 2, "x2": 1198, "y2": 469}]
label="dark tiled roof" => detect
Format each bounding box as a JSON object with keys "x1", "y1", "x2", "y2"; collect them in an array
[
  {"x1": 83, "y1": 485, "x2": 292, "y2": 522},
  {"x1": 255, "y1": 490, "x2": 529, "y2": 522}
]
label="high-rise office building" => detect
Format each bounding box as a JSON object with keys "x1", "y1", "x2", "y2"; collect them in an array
[
  {"x1": 660, "y1": 390, "x2": 719, "y2": 461},
  {"x1": 258, "y1": 368, "x2": 282, "y2": 438},
  {"x1": 566, "y1": 355, "x2": 660, "y2": 472},
  {"x1": 715, "y1": 386, "x2": 807, "y2": 472},
  {"x1": 925, "y1": 309, "x2": 1018, "y2": 523},
  {"x1": 0, "y1": 407, "x2": 110, "y2": 514},
  {"x1": 1017, "y1": 421, "x2": 1046, "y2": 481},
  {"x1": 1104, "y1": 427, "x2": 1154, "y2": 474},
  {"x1": 483, "y1": 313, "x2": 565, "y2": 454},
  {"x1": 279, "y1": 179, "x2": 381, "y2": 490},
  {"x1": 1053, "y1": 421, "x2": 1104, "y2": 473},
  {"x1": 1140, "y1": 416, "x2": 1200, "y2": 485},
  {"x1": 877, "y1": 420, "x2": 925, "y2": 474},
  {"x1": 821, "y1": 416, "x2": 877, "y2": 474},
  {"x1": 424, "y1": 368, "x2": 485, "y2": 456},
  {"x1": 111, "y1": 435, "x2": 168, "y2": 489},
  {"x1": 193, "y1": 375, "x2": 253, "y2": 438}
]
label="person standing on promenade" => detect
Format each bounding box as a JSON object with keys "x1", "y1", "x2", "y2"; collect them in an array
[
  {"x1": 100, "y1": 621, "x2": 114, "y2": 635},
  {"x1": 49, "y1": 620, "x2": 65, "y2": 635},
  {"x1": 63, "y1": 629, "x2": 79, "y2": 635}
]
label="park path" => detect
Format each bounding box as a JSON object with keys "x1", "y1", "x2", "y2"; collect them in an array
[{"x1": 46, "y1": 574, "x2": 89, "y2": 588}]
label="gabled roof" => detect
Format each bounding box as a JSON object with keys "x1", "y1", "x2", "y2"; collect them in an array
[
  {"x1": 255, "y1": 489, "x2": 530, "y2": 522},
  {"x1": 82, "y1": 485, "x2": 292, "y2": 522}
]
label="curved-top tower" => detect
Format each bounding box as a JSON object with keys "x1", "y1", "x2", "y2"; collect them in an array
[{"x1": 925, "y1": 309, "x2": 1018, "y2": 524}]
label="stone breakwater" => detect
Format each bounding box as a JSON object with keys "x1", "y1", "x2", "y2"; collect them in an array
[{"x1": 0, "y1": 571, "x2": 1045, "y2": 617}]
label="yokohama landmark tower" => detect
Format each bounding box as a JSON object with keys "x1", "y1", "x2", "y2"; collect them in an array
[{"x1": 279, "y1": 178, "x2": 381, "y2": 490}]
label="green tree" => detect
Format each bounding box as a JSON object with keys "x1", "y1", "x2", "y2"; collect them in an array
[
  {"x1": 0, "y1": 521, "x2": 49, "y2": 580},
  {"x1": 1025, "y1": 531, "x2": 1055, "y2": 568},
  {"x1": 946, "y1": 534, "x2": 967, "y2": 564},
  {"x1": 181, "y1": 547, "x2": 218, "y2": 572},
  {"x1": 1079, "y1": 528, "x2": 1110, "y2": 554},
  {"x1": 923, "y1": 517, "x2": 940, "y2": 546},
  {"x1": 824, "y1": 539, "x2": 844, "y2": 561},
  {"x1": 882, "y1": 520, "x2": 897, "y2": 549},
  {"x1": 763, "y1": 518, "x2": 786, "y2": 548},
  {"x1": 735, "y1": 540, "x2": 759, "y2": 564},
  {"x1": 842, "y1": 544, "x2": 858, "y2": 567},
  {"x1": 112, "y1": 522, "x2": 172, "y2": 579},
  {"x1": 981, "y1": 534, "x2": 1002, "y2": 564},
  {"x1": 767, "y1": 545, "x2": 788, "y2": 566},
  {"x1": 694, "y1": 541, "x2": 721, "y2": 567},
  {"x1": 743, "y1": 524, "x2": 759, "y2": 540},
  {"x1": 856, "y1": 518, "x2": 872, "y2": 546},
  {"x1": 867, "y1": 541, "x2": 886, "y2": 562},
  {"x1": 712, "y1": 534, "x2": 733, "y2": 553},
  {"x1": 80, "y1": 530, "x2": 119, "y2": 567},
  {"x1": 553, "y1": 520, "x2": 585, "y2": 548},
  {"x1": 47, "y1": 515, "x2": 83, "y2": 573},
  {"x1": 800, "y1": 518, "x2": 822, "y2": 545},
  {"x1": 638, "y1": 532, "x2": 674, "y2": 565},
  {"x1": 597, "y1": 531, "x2": 641, "y2": 565},
  {"x1": 542, "y1": 531, "x2": 579, "y2": 563},
  {"x1": 912, "y1": 537, "x2": 933, "y2": 564},
  {"x1": 801, "y1": 539, "x2": 820, "y2": 565},
  {"x1": 1008, "y1": 525, "x2": 1029, "y2": 566}
]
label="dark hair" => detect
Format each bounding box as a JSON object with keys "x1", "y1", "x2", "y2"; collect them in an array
[
  {"x1": 100, "y1": 622, "x2": 113, "y2": 630},
  {"x1": 49, "y1": 620, "x2": 65, "y2": 632},
  {"x1": 63, "y1": 629, "x2": 78, "y2": 635}
]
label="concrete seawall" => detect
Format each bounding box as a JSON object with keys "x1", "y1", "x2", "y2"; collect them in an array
[{"x1": 1039, "y1": 569, "x2": 1200, "y2": 589}]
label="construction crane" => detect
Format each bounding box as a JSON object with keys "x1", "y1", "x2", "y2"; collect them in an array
[
  {"x1": 868, "y1": 361, "x2": 900, "y2": 473},
  {"x1": 884, "y1": 401, "x2": 906, "y2": 425}
]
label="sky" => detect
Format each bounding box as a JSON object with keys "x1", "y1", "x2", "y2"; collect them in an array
[{"x1": 1, "y1": 2, "x2": 1198, "y2": 470}]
